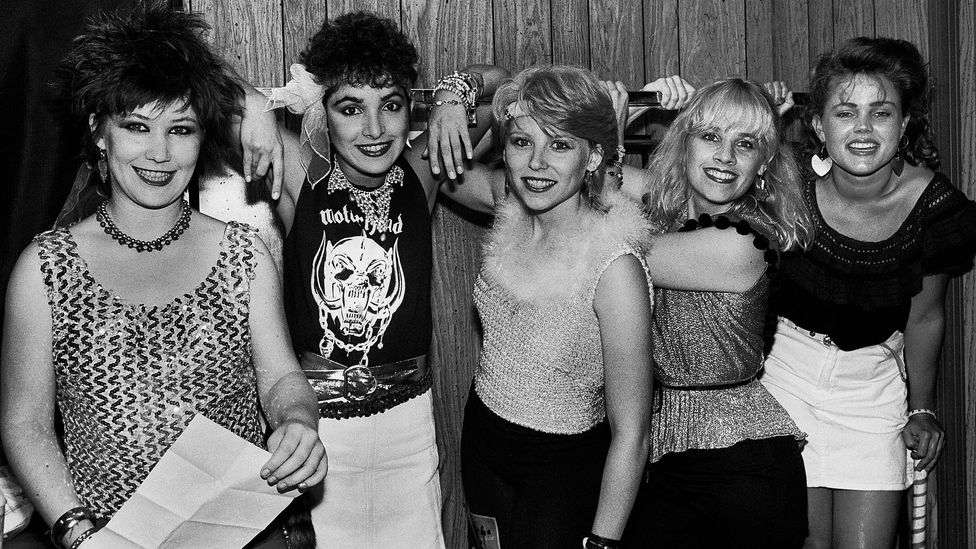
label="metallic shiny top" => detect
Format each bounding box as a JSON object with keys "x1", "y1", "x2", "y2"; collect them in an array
[{"x1": 650, "y1": 217, "x2": 802, "y2": 461}]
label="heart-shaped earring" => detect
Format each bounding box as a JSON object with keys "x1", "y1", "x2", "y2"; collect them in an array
[{"x1": 810, "y1": 144, "x2": 831, "y2": 177}]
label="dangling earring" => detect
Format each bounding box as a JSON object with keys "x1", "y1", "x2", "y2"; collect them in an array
[
  {"x1": 97, "y1": 148, "x2": 109, "y2": 183},
  {"x1": 810, "y1": 143, "x2": 832, "y2": 177},
  {"x1": 754, "y1": 172, "x2": 769, "y2": 203},
  {"x1": 583, "y1": 169, "x2": 595, "y2": 200},
  {"x1": 891, "y1": 134, "x2": 908, "y2": 177}
]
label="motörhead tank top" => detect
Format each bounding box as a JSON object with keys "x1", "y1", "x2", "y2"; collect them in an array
[{"x1": 283, "y1": 156, "x2": 433, "y2": 418}]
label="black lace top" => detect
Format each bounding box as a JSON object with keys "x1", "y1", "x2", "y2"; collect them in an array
[{"x1": 777, "y1": 174, "x2": 976, "y2": 351}]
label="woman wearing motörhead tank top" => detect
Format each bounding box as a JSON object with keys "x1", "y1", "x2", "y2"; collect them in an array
[{"x1": 236, "y1": 11, "x2": 507, "y2": 548}]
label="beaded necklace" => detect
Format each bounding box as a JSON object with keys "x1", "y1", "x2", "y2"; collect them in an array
[
  {"x1": 327, "y1": 164, "x2": 404, "y2": 238},
  {"x1": 96, "y1": 199, "x2": 192, "y2": 252}
]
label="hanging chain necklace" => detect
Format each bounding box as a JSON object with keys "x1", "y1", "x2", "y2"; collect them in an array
[
  {"x1": 327, "y1": 164, "x2": 404, "y2": 233},
  {"x1": 96, "y1": 199, "x2": 192, "y2": 252}
]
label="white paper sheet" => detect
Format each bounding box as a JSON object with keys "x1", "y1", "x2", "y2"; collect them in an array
[{"x1": 88, "y1": 415, "x2": 297, "y2": 548}]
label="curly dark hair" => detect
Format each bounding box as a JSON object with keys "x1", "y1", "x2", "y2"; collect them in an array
[
  {"x1": 300, "y1": 11, "x2": 418, "y2": 99},
  {"x1": 802, "y1": 36, "x2": 939, "y2": 173},
  {"x1": 57, "y1": 2, "x2": 243, "y2": 189}
]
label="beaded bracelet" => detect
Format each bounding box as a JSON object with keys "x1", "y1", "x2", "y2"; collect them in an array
[
  {"x1": 50, "y1": 506, "x2": 94, "y2": 549},
  {"x1": 583, "y1": 533, "x2": 621, "y2": 549},
  {"x1": 908, "y1": 408, "x2": 937, "y2": 420},
  {"x1": 429, "y1": 99, "x2": 464, "y2": 110},
  {"x1": 69, "y1": 527, "x2": 95, "y2": 549}
]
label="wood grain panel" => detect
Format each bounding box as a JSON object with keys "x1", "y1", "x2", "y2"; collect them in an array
[
  {"x1": 678, "y1": 0, "x2": 747, "y2": 85},
  {"x1": 282, "y1": 0, "x2": 328, "y2": 78},
  {"x1": 832, "y1": 0, "x2": 875, "y2": 45},
  {"x1": 403, "y1": 0, "x2": 494, "y2": 84},
  {"x1": 772, "y1": 1, "x2": 811, "y2": 90},
  {"x1": 957, "y1": 0, "x2": 976, "y2": 542},
  {"x1": 745, "y1": 0, "x2": 774, "y2": 82},
  {"x1": 642, "y1": 0, "x2": 680, "y2": 78},
  {"x1": 874, "y1": 0, "x2": 929, "y2": 60},
  {"x1": 589, "y1": 0, "x2": 645, "y2": 85},
  {"x1": 326, "y1": 0, "x2": 400, "y2": 24},
  {"x1": 493, "y1": 0, "x2": 551, "y2": 70},
  {"x1": 552, "y1": 0, "x2": 590, "y2": 67},
  {"x1": 402, "y1": 2, "x2": 493, "y2": 547},
  {"x1": 807, "y1": 0, "x2": 834, "y2": 77},
  {"x1": 191, "y1": 0, "x2": 283, "y2": 84}
]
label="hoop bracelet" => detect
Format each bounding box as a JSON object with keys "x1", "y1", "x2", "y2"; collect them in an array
[
  {"x1": 908, "y1": 408, "x2": 937, "y2": 420},
  {"x1": 50, "y1": 506, "x2": 94, "y2": 548}
]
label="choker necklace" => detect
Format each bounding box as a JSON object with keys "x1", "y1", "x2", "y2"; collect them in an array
[
  {"x1": 327, "y1": 164, "x2": 404, "y2": 237},
  {"x1": 97, "y1": 199, "x2": 192, "y2": 252}
]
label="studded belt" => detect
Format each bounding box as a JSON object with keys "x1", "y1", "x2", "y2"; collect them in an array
[{"x1": 781, "y1": 317, "x2": 835, "y2": 347}]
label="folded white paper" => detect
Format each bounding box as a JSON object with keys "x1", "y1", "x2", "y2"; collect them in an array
[{"x1": 88, "y1": 415, "x2": 296, "y2": 548}]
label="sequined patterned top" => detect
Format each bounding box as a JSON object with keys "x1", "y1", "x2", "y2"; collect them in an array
[
  {"x1": 474, "y1": 192, "x2": 653, "y2": 435},
  {"x1": 36, "y1": 221, "x2": 265, "y2": 519},
  {"x1": 650, "y1": 213, "x2": 802, "y2": 462}
]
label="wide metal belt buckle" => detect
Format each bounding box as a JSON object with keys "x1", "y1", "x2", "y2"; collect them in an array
[{"x1": 343, "y1": 365, "x2": 378, "y2": 401}]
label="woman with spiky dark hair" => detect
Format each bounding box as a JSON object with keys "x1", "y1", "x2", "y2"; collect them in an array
[
  {"x1": 0, "y1": 4, "x2": 326, "y2": 548},
  {"x1": 235, "y1": 10, "x2": 509, "y2": 548}
]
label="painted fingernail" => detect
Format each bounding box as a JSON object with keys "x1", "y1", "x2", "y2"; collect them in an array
[
  {"x1": 267, "y1": 476, "x2": 277, "y2": 484},
  {"x1": 261, "y1": 468, "x2": 270, "y2": 479},
  {"x1": 298, "y1": 482, "x2": 308, "y2": 491},
  {"x1": 272, "y1": 192, "x2": 280, "y2": 200}
]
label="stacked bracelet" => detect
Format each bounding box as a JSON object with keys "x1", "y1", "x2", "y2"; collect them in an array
[
  {"x1": 908, "y1": 408, "x2": 937, "y2": 420},
  {"x1": 434, "y1": 71, "x2": 480, "y2": 126},
  {"x1": 583, "y1": 533, "x2": 621, "y2": 549},
  {"x1": 50, "y1": 506, "x2": 94, "y2": 548}
]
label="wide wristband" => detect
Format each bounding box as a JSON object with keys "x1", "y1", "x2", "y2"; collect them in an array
[
  {"x1": 49, "y1": 506, "x2": 94, "y2": 548},
  {"x1": 583, "y1": 533, "x2": 621, "y2": 549}
]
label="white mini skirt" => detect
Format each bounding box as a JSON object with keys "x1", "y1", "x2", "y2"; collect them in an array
[{"x1": 761, "y1": 318, "x2": 912, "y2": 491}]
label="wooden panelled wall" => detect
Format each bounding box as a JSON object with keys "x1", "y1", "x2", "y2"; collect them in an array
[{"x1": 184, "y1": 0, "x2": 975, "y2": 546}]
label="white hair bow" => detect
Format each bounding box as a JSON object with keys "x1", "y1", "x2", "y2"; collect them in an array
[{"x1": 266, "y1": 64, "x2": 332, "y2": 188}]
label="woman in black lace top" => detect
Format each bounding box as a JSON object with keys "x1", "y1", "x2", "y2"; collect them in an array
[{"x1": 761, "y1": 37, "x2": 976, "y2": 549}]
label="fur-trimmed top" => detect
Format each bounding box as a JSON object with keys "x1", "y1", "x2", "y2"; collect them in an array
[{"x1": 473, "y1": 191, "x2": 653, "y2": 434}]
